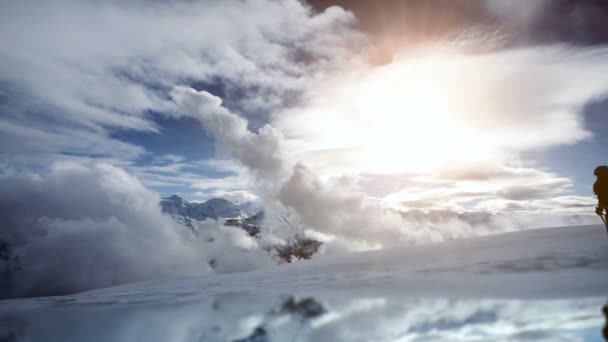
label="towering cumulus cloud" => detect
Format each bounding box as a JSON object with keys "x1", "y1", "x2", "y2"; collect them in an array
[
  {"x1": 0, "y1": 162, "x2": 275, "y2": 299},
  {"x1": 171, "y1": 86, "x2": 285, "y2": 180}
]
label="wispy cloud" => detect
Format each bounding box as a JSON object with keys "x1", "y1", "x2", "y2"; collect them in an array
[{"x1": 0, "y1": 0, "x2": 360, "y2": 164}]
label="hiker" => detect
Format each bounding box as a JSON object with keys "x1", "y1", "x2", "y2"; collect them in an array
[
  {"x1": 594, "y1": 165, "x2": 608, "y2": 216},
  {"x1": 603, "y1": 304, "x2": 608, "y2": 341}
]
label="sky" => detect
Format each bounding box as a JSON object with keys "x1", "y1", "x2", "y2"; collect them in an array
[
  {"x1": 2, "y1": 0, "x2": 608, "y2": 299},
  {"x1": 1, "y1": 1, "x2": 608, "y2": 228}
]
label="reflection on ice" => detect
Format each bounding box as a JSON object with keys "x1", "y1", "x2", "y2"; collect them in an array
[{"x1": 1, "y1": 295, "x2": 605, "y2": 341}]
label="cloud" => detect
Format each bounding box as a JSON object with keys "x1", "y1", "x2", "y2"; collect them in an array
[
  {"x1": 482, "y1": 0, "x2": 550, "y2": 29},
  {"x1": 278, "y1": 44, "x2": 608, "y2": 176},
  {"x1": 163, "y1": 42, "x2": 605, "y2": 250},
  {"x1": 193, "y1": 190, "x2": 260, "y2": 204},
  {"x1": 171, "y1": 86, "x2": 286, "y2": 181},
  {"x1": 120, "y1": 156, "x2": 255, "y2": 199},
  {"x1": 379, "y1": 164, "x2": 596, "y2": 218},
  {"x1": 0, "y1": 162, "x2": 274, "y2": 299},
  {"x1": 279, "y1": 164, "x2": 367, "y2": 237},
  {"x1": 0, "y1": 0, "x2": 362, "y2": 217},
  {"x1": 260, "y1": 42, "x2": 608, "y2": 242},
  {"x1": 0, "y1": 0, "x2": 360, "y2": 164},
  {"x1": 278, "y1": 164, "x2": 457, "y2": 248},
  {"x1": 0, "y1": 117, "x2": 145, "y2": 161},
  {"x1": 275, "y1": 163, "x2": 597, "y2": 250}
]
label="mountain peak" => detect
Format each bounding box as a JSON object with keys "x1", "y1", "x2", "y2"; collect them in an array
[
  {"x1": 203, "y1": 198, "x2": 233, "y2": 205},
  {"x1": 160, "y1": 195, "x2": 242, "y2": 220},
  {"x1": 162, "y1": 194, "x2": 185, "y2": 203}
]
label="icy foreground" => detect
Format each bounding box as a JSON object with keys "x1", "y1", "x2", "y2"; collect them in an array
[{"x1": 2, "y1": 225, "x2": 608, "y2": 341}]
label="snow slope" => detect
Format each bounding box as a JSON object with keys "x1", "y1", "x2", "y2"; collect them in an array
[{"x1": 4, "y1": 224, "x2": 607, "y2": 309}]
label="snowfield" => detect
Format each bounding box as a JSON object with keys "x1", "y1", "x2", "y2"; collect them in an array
[
  {"x1": 24, "y1": 224, "x2": 606, "y2": 304},
  {"x1": 2, "y1": 225, "x2": 607, "y2": 341}
]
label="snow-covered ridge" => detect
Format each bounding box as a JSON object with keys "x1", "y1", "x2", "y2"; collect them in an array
[
  {"x1": 160, "y1": 195, "x2": 247, "y2": 220},
  {"x1": 160, "y1": 195, "x2": 322, "y2": 261},
  {"x1": 160, "y1": 194, "x2": 265, "y2": 237}
]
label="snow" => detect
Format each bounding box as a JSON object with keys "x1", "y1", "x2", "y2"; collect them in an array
[
  {"x1": 161, "y1": 195, "x2": 243, "y2": 220},
  {"x1": 37, "y1": 224, "x2": 604, "y2": 303},
  {"x1": 1, "y1": 225, "x2": 607, "y2": 341}
]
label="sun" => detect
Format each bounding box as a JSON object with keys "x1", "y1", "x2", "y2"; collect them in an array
[
  {"x1": 337, "y1": 56, "x2": 496, "y2": 173},
  {"x1": 279, "y1": 49, "x2": 502, "y2": 175}
]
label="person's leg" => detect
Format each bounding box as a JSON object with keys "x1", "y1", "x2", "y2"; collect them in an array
[{"x1": 597, "y1": 199, "x2": 607, "y2": 216}]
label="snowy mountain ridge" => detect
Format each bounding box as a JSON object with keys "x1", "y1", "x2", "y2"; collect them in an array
[
  {"x1": 160, "y1": 195, "x2": 322, "y2": 263},
  {"x1": 160, "y1": 195, "x2": 249, "y2": 220},
  {"x1": 160, "y1": 194, "x2": 265, "y2": 237}
]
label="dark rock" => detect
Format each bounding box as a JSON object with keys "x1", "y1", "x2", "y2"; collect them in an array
[
  {"x1": 280, "y1": 297, "x2": 326, "y2": 319},
  {"x1": 232, "y1": 327, "x2": 268, "y2": 342},
  {"x1": 276, "y1": 236, "x2": 323, "y2": 263}
]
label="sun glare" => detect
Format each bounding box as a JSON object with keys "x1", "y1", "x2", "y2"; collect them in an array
[{"x1": 316, "y1": 54, "x2": 498, "y2": 174}]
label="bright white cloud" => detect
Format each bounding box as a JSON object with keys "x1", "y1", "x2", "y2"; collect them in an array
[
  {"x1": 263, "y1": 43, "x2": 608, "y2": 242},
  {"x1": 277, "y1": 44, "x2": 608, "y2": 175},
  {"x1": 171, "y1": 86, "x2": 286, "y2": 180},
  {"x1": 164, "y1": 39, "x2": 605, "y2": 250},
  {"x1": 275, "y1": 163, "x2": 597, "y2": 250},
  {"x1": 0, "y1": 162, "x2": 275, "y2": 298}
]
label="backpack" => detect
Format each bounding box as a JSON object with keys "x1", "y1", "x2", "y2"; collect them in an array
[{"x1": 594, "y1": 165, "x2": 608, "y2": 198}]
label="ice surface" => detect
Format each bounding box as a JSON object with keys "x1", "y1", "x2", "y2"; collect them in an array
[{"x1": 1, "y1": 295, "x2": 605, "y2": 341}]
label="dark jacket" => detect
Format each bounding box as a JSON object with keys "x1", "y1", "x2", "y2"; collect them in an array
[{"x1": 594, "y1": 179, "x2": 608, "y2": 204}]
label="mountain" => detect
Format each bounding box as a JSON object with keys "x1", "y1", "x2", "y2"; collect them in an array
[
  {"x1": 160, "y1": 195, "x2": 243, "y2": 221},
  {"x1": 225, "y1": 211, "x2": 264, "y2": 237},
  {"x1": 160, "y1": 194, "x2": 264, "y2": 237},
  {"x1": 160, "y1": 195, "x2": 322, "y2": 261}
]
